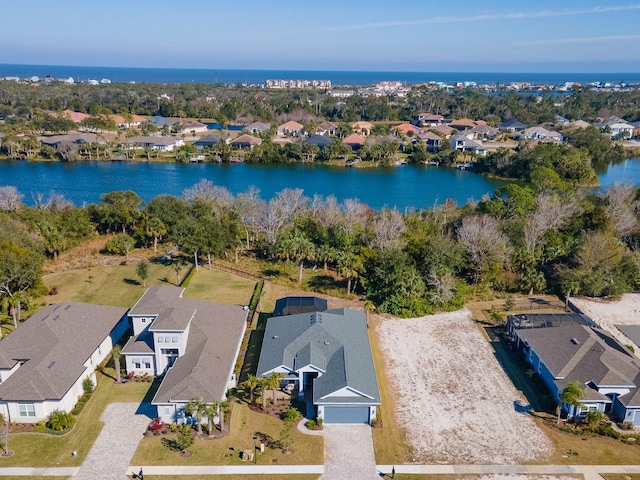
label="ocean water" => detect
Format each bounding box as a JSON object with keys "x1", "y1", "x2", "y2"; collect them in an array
[{"x1": 0, "y1": 64, "x2": 638, "y2": 86}]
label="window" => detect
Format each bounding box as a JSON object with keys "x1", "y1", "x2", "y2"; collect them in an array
[
  {"x1": 171, "y1": 336, "x2": 178, "y2": 343},
  {"x1": 144, "y1": 361, "x2": 151, "y2": 369},
  {"x1": 165, "y1": 407, "x2": 171, "y2": 415},
  {"x1": 133, "y1": 358, "x2": 141, "y2": 369},
  {"x1": 18, "y1": 404, "x2": 35, "y2": 417},
  {"x1": 158, "y1": 337, "x2": 163, "y2": 343},
  {"x1": 142, "y1": 318, "x2": 146, "y2": 323},
  {"x1": 165, "y1": 336, "x2": 172, "y2": 343}
]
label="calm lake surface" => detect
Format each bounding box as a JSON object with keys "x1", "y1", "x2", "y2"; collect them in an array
[{"x1": 0, "y1": 159, "x2": 638, "y2": 210}]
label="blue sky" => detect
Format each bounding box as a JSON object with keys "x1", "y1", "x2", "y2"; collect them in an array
[{"x1": 2, "y1": 0, "x2": 640, "y2": 72}]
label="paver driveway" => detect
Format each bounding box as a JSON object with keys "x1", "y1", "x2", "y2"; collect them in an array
[
  {"x1": 74, "y1": 402, "x2": 153, "y2": 480},
  {"x1": 322, "y1": 425, "x2": 377, "y2": 480}
]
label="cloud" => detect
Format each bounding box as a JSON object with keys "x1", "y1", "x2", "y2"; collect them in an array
[
  {"x1": 526, "y1": 34, "x2": 640, "y2": 45},
  {"x1": 301, "y1": 4, "x2": 640, "y2": 33}
]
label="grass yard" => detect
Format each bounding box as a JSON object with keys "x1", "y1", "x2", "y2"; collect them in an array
[
  {"x1": 369, "y1": 315, "x2": 411, "y2": 464},
  {"x1": 182, "y1": 267, "x2": 256, "y2": 305},
  {"x1": 131, "y1": 402, "x2": 323, "y2": 466},
  {"x1": 1, "y1": 373, "x2": 153, "y2": 467}
]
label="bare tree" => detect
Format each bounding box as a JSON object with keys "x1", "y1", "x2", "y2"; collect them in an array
[
  {"x1": 369, "y1": 208, "x2": 406, "y2": 251},
  {"x1": 523, "y1": 193, "x2": 580, "y2": 253},
  {"x1": 604, "y1": 184, "x2": 638, "y2": 238},
  {"x1": 427, "y1": 270, "x2": 457, "y2": 305},
  {"x1": 0, "y1": 186, "x2": 23, "y2": 212},
  {"x1": 457, "y1": 215, "x2": 511, "y2": 283},
  {"x1": 32, "y1": 191, "x2": 72, "y2": 211},
  {"x1": 183, "y1": 179, "x2": 234, "y2": 214},
  {"x1": 343, "y1": 198, "x2": 369, "y2": 233}
]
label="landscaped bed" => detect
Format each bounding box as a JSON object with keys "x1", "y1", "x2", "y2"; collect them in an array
[{"x1": 376, "y1": 309, "x2": 552, "y2": 464}]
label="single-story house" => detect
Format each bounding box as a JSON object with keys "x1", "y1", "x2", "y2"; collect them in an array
[
  {"x1": 47, "y1": 110, "x2": 91, "y2": 123},
  {"x1": 257, "y1": 298, "x2": 380, "y2": 424},
  {"x1": 392, "y1": 123, "x2": 420, "y2": 137},
  {"x1": 194, "y1": 134, "x2": 229, "y2": 149},
  {"x1": 277, "y1": 121, "x2": 304, "y2": 136},
  {"x1": 464, "y1": 124, "x2": 499, "y2": 141},
  {"x1": 246, "y1": 121, "x2": 271, "y2": 134},
  {"x1": 316, "y1": 121, "x2": 338, "y2": 136},
  {"x1": 351, "y1": 121, "x2": 374, "y2": 136},
  {"x1": 430, "y1": 124, "x2": 454, "y2": 137},
  {"x1": 108, "y1": 114, "x2": 146, "y2": 128},
  {"x1": 342, "y1": 133, "x2": 366, "y2": 150},
  {"x1": 273, "y1": 296, "x2": 328, "y2": 317},
  {"x1": 40, "y1": 134, "x2": 106, "y2": 148},
  {"x1": 607, "y1": 122, "x2": 635, "y2": 138},
  {"x1": 148, "y1": 116, "x2": 177, "y2": 128},
  {"x1": 0, "y1": 303, "x2": 128, "y2": 423},
  {"x1": 230, "y1": 134, "x2": 262, "y2": 149},
  {"x1": 521, "y1": 126, "x2": 564, "y2": 142},
  {"x1": 515, "y1": 325, "x2": 640, "y2": 425},
  {"x1": 122, "y1": 286, "x2": 247, "y2": 423},
  {"x1": 123, "y1": 136, "x2": 185, "y2": 152},
  {"x1": 498, "y1": 118, "x2": 526, "y2": 133},
  {"x1": 174, "y1": 121, "x2": 209, "y2": 135},
  {"x1": 303, "y1": 134, "x2": 333, "y2": 149},
  {"x1": 450, "y1": 118, "x2": 486, "y2": 131}
]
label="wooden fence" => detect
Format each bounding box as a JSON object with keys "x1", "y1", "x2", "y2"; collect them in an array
[{"x1": 210, "y1": 261, "x2": 262, "y2": 281}]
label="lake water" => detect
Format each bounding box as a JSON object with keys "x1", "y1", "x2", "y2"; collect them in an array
[{"x1": 0, "y1": 159, "x2": 638, "y2": 210}]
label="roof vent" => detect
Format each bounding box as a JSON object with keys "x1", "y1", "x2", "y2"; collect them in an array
[
  {"x1": 64, "y1": 304, "x2": 71, "y2": 310},
  {"x1": 324, "y1": 341, "x2": 330, "y2": 346},
  {"x1": 272, "y1": 335, "x2": 279, "y2": 339},
  {"x1": 53, "y1": 315, "x2": 60, "y2": 321},
  {"x1": 47, "y1": 361, "x2": 56, "y2": 369},
  {"x1": 571, "y1": 338, "x2": 580, "y2": 345}
]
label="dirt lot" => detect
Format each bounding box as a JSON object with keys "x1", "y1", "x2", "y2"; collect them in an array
[
  {"x1": 376, "y1": 309, "x2": 551, "y2": 464},
  {"x1": 570, "y1": 293, "x2": 640, "y2": 356}
]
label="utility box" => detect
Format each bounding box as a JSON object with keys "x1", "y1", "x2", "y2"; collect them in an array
[{"x1": 260, "y1": 443, "x2": 265, "y2": 453}]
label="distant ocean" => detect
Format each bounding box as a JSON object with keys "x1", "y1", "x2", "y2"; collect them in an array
[{"x1": 1, "y1": 64, "x2": 639, "y2": 86}]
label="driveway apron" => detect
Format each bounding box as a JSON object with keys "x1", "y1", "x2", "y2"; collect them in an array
[
  {"x1": 322, "y1": 425, "x2": 377, "y2": 480},
  {"x1": 74, "y1": 402, "x2": 153, "y2": 480}
]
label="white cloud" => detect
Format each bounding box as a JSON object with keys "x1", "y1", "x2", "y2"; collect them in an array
[{"x1": 526, "y1": 34, "x2": 640, "y2": 45}]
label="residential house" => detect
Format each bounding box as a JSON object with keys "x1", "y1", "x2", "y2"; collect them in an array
[
  {"x1": 40, "y1": 133, "x2": 106, "y2": 148},
  {"x1": 391, "y1": 123, "x2": 420, "y2": 137},
  {"x1": 47, "y1": 110, "x2": 91, "y2": 123},
  {"x1": 571, "y1": 120, "x2": 591, "y2": 129},
  {"x1": 256, "y1": 298, "x2": 380, "y2": 424},
  {"x1": 521, "y1": 126, "x2": 564, "y2": 142},
  {"x1": 246, "y1": 121, "x2": 271, "y2": 134},
  {"x1": 230, "y1": 134, "x2": 262, "y2": 149},
  {"x1": 430, "y1": 124, "x2": 454, "y2": 138},
  {"x1": 498, "y1": 118, "x2": 527, "y2": 133},
  {"x1": 464, "y1": 125, "x2": 499, "y2": 142},
  {"x1": 412, "y1": 113, "x2": 447, "y2": 127},
  {"x1": 276, "y1": 121, "x2": 304, "y2": 136},
  {"x1": 148, "y1": 116, "x2": 177, "y2": 128},
  {"x1": 607, "y1": 122, "x2": 635, "y2": 139},
  {"x1": 515, "y1": 324, "x2": 640, "y2": 425},
  {"x1": 122, "y1": 286, "x2": 247, "y2": 423},
  {"x1": 194, "y1": 134, "x2": 229, "y2": 149},
  {"x1": 450, "y1": 135, "x2": 487, "y2": 156},
  {"x1": 123, "y1": 136, "x2": 184, "y2": 152},
  {"x1": 414, "y1": 131, "x2": 443, "y2": 152},
  {"x1": 351, "y1": 121, "x2": 374, "y2": 136},
  {"x1": 342, "y1": 133, "x2": 366, "y2": 151},
  {"x1": 450, "y1": 118, "x2": 486, "y2": 132},
  {"x1": 0, "y1": 303, "x2": 128, "y2": 423},
  {"x1": 174, "y1": 121, "x2": 209, "y2": 135},
  {"x1": 304, "y1": 134, "x2": 333, "y2": 149},
  {"x1": 108, "y1": 114, "x2": 146, "y2": 128},
  {"x1": 316, "y1": 121, "x2": 338, "y2": 136}
]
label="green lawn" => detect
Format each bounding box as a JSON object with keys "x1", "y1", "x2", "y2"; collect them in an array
[
  {"x1": 1, "y1": 373, "x2": 154, "y2": 467},
  {"x1": 131, "y1": 402, "x2": 323, "y2": 466},
  {"x1": 182, "y1": 267, "x2": 256, "y2": 305}
]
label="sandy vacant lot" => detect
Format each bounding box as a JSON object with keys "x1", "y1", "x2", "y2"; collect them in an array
[
  {"x1": 570, "y1": 293, "x2": 640, "y2": 355},
  {"x1": 376, "y1": 309, "x2": 551, "y2": 464}
]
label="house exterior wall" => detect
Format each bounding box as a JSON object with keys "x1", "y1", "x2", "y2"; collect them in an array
[
  {"x1": 131, "y1": 314, "x2": 155, "y2": 336},
  {"x1": 125, "y1": 355, "x2": 156, "y2": 376},
  {"x1": 0, "y1": 363, "x2": 21, "y2": 384},
  {"x1": 152, "y1": 325, "x2": 189, "y2": 373}
]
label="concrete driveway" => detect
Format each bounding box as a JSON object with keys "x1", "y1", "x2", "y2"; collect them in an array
[
  {"x1": 322, "y1": 425, "x2": 377, "y2": 480},
  {"x1": 74, "y1": 402, "x2": 153, "y2": 480}
]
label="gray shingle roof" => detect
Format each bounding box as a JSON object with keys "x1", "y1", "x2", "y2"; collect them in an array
[
  {"x1": 130, "y1": 286, "x2": 195, "y2": 331},
  {"x1": 257, "y1": 308, "x2": 380, "y2": 405},
  {"x1": 151, "y1": 301, "x2": 247, "y2": 404},
  {"x1": 0, "y1": 303, "x2": 127, "y2": 402}
]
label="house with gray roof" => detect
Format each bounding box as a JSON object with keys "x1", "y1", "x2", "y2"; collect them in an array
[
  {"x1": 515, "y1": 325, "x2": 640, "y2": 425},
  {"x1": 122, "y1": 286, "x2": 247, "y2": 423},
  {"x1": 498, "y1": 118, "x2": 526, "y2": 132},
  {"x1": 256, "y1": 299, "x2": 380, "y2": 424},
  {"x1": 0, "y1": 303, "x2": 128, "y2": 423}
]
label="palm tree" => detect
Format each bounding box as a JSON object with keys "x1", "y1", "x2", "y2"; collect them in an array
[
  {"x1": 205, "y1": 401, "x2": 219, "y2": 436},
  {"x1": 219, "y1": 400, "x2": 230, "y2": 433},
  {"x1": 337, "y1": 249, "x2": 362, "y2": 294},
  {"x1": 2, "y1": 291, "x2": 29, "y2": 328},
  {"x1": 186, "y1": 399, "x2": 205, "y2": 434},
  {"x1": 557, "y1": 381, "x2": 584, "y2": 424},
  {"x1": 112, "y1": 345, "x2": 123, "y2": 384},
  {"x1": 268, "y1": 372, "x2": 284, "y2": 404},
  {"x1": 146, "y1": 217, "x2": 167, "y2": 252},
  {"x1": 242, "y1": 375, "x2": 260, "y2": 404},
  {"x1": 259, "y1": 378, "x2": 269, "y2": 410}
]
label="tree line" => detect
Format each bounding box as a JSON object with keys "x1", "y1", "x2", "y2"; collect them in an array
[{"x1": 2, "y1": 173, "x2": 640, "y2": 320}]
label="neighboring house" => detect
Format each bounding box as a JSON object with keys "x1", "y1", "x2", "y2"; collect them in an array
[
  {"x1": 571, "y1": 119, "x2": 591, "y2": 129},
  {"x1": 351, "y1": 121, "x2": 374, "y2": 136},
  {"x1": 277, "y1": 121, "x2": 304, "y2": 136},
  {"x1": 412, "y1": 113, "x2": 447, "y2": 127},
  {"x1": 303, "y1": 134, "x2": 333, "y2": 149},
  {"x1": 108, "y1": 114, "x2": 146, "y2": 128},
  {"x1": 498, "y1": 118, "x2": 527, "y2": 133},
  {"x1": 521, "y1": 126, "x2": 564, "y2": 142},
  {"x1": 450, "y1": 118, "x2": 486, "y2": 131},
  {"x1": 342, "y1": 133, "x2": 366, "y2": 150},
  {"x1": 122, "y1": 286, "x2": 247, "y2": 423},
  {"x1": 0, "y1": 303, "x2": 128, "y2": 423},
  {"x1": 414, "y1": 131, "x2": 443, "y2": 152},
  {"x1": 430, "y1": 124, "x2": 454, "y2": 138},
  {"x1": 40, "y1": 133, "x2": 106, "y2": 147},
  {"x1": 391, "y1": 123, "x2": 420, "y2": 137},
  {"x1": 607, "y1": 122, "x2": 635, "y2": 138},
  {"x1": 123, "y1": 136, "x2": 185, "y2": 151},
  {"x1": 148, "y1": 116, "x2": 177, "y2": 128},
  {"x1": 256, "y1": 298, "x2": 380, "y2": 424},
  {"x1": 515, "y1": 325, "x2": 640, "y2": 425},
  {"x1": 316, "y1": 121, "x2": 338, "y2": 136},
  {"x1": 230, "y1": 134, "x2": 262, "y2": 149},
  {"x1": 464, "y1": 124, "x2": 499, "y2": 141},
  {"x1": 555, "y1": 115, "x2": 571, "y2": 126},
  {"x1": 450, "y1": 135, "x2": 487, "y2": 156},
  {"x1": 273, "y1": 296, "x2": 328, "y2": 317},
  {"x1": 47, "y1": 110, "x2": 91, "y2": 123},
  {"x1": 194, "y1": 133, "x2": 229, "y2": 149},
  {"x1": 246, "y1": 121, "x2": 271, "y2": 134},
  {"x1": 174, "y1": 121, "x2": 209, "y2": 134}
]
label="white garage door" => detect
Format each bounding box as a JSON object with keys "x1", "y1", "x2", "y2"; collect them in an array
[{"x1": 324, "y1": 406, "x2": 370, "y2": 424}]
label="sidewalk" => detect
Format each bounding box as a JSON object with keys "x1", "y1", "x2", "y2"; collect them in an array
[{"x1": 134, "y1": 465, "x2": 324, "y2": 475}]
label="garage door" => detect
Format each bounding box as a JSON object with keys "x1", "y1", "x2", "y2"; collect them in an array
[{"x1": 324, "y1": 406, "x2": 370, "y2": 424}]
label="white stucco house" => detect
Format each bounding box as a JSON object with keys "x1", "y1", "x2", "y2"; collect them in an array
[
  {"x1": 122, "y1": 286, "x2": 247, "y2": 423},
  {"x1": 0, "y1": 303, "x2": 128, "y2": 423}
]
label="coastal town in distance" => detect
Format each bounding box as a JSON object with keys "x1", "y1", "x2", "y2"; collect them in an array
[{"x1": 3, "y1": 0, "x2": 640, "y2": 479}]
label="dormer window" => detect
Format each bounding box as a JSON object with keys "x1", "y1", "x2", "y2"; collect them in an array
[
  {"x1": 158, "y1": 337, "x2": 164, "y2": 343},
  {"x1": 142, "y1": 318, "x2": 146, "y2": 323}
]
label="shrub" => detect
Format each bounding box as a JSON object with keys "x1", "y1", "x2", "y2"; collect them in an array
[
  {"x1": 71, "y1": 398, "x2": 87, "y2": 415},
  {"x1": 174, "y1": 425, "x2": 195, "y2": 452},
  {"x1": 180, "y1": 266, "x2": 197, "y2": 287},
  {"x1": 618, "y1": 421, "x2": 634, "y2": 430},
  {"x1": 305, "y1": 419, "x2": 317, "y2": 429},
  {"x1": 82, "y1": 377, "x2": 94, "y2": 395},
  {"x1": 34, "y1": 421, "x2": 47, "y2": 433},
  {"x1": 594, "y1": 423, "x2": 621, "y2": 439},
  {"x1": 149, "y1": 418, "x2": 164, "y2": 433},
  {"x1": 627, "y1": 344, "x2": 635, "y2": 353},
  {"x1": 48, "y1": 285, "x2": 59, "y2": 295},
  {"x1": 585, "y1": 410, "x2": 606, "y2": 427},
  {"x1": 622, "y1": 433, "x2": 640, "y2": 444},
  {"x1": 504, "y1": 296, "x2": 515, "y2": 311},
  {"x1": 46, "y1": 410, "x2": 76, "y2": 432}
]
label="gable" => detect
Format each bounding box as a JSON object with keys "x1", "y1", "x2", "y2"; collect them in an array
[{"x1": 319, "y1": 386, "x2": 374, "y2": 400}]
